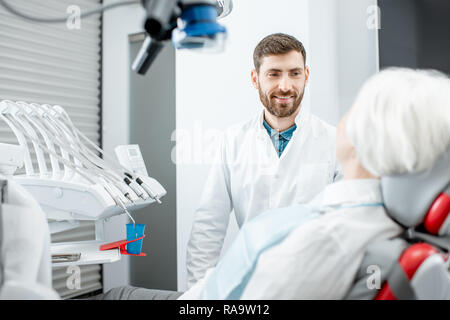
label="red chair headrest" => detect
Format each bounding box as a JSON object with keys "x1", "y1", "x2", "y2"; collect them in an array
[{"x1": 424, "y1": 191, "x2": 450, "y2": 235}]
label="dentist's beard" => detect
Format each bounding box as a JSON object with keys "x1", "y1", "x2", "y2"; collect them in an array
[{"x1": 258, "y1": 86, "x2": 305, "y2": 118}]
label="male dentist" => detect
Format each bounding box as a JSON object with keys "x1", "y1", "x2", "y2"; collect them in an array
[{"x1": 186, "y1": 33, "x2": 341, "y2": 287}]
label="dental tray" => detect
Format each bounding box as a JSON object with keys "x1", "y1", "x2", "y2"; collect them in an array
[{"x1": 51, "y1": 241, "x2": 122, "y2": 267}]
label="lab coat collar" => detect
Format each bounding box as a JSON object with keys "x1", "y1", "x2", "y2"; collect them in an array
[{"x1": 320, "y1": 179, "x2": 383, "y2": 207}]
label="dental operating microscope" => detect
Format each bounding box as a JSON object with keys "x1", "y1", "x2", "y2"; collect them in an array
[{"x1": 132, "y1": 0, "x2": 233, "y2": 75}]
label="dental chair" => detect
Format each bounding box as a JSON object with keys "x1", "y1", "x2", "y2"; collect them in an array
[
  {"x1": 0, "y1": 178, "x2": 59, "y2": 299},
  {"x1": 346, "y1": 145, "x2": 450, "y2": 300}
]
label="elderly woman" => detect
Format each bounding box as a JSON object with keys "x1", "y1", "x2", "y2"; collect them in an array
[
  {"x1": 95, "y1": 68, "x2": 450, "y2": 300},
  {"x1": 179, "y1": 67, "x2": 450, "y2": 300}
]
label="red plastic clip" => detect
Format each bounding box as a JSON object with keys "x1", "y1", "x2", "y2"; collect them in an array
[{"x1": 99, "y1": 235, "x2": 147, "y2": 256}]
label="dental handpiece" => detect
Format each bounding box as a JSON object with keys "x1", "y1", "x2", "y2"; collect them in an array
[
  {"x1": 136, "y1": 177, "x2": 161, "y2": 204},
  {"x1": 23, "y1": 104, "x2": 156, "y2": 204},
  {"x1": 102, "y1": 180, "x2": 135, "y2": 224},
  {"x1": 123, "y1": 177, "x2": 148, "y2": 200},
  {"x1": 124, "y1": 172, "x2": 161, "y2": 204},
  {"x1": 37, "y1": 106, "x2": 144, "y2": 202}
]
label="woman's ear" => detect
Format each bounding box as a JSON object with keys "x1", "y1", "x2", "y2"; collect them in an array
[
  {"x1": 349, "y1": 145, "x2": 359, "y2": 160},
  {"x1": 251, "y1": 69, "x2": 259, "y2": 89}
]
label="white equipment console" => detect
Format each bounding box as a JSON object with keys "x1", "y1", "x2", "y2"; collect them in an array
[
  {"x1": 0, "y1": 100, "x2": 166, "y2": 266},
  {"x1": 115, "y1": 144, "x2": 149, "y2": 176}
]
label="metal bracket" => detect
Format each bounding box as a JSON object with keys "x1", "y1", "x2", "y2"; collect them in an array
[
  {"x1": 404, "y1": 228, "x2": 450, "y2": 252},
  {"x1": 0, "y1": 179, "x2": 6, "y2": 204}
]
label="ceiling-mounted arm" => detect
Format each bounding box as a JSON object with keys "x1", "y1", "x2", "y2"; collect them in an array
[{"x1": 132, "y1": 0, "x2": 232, "y2": 75}]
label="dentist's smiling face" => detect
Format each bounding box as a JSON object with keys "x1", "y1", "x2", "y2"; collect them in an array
[{"x1": 252, "y1": 50, "x2": 309, "y2": 118}]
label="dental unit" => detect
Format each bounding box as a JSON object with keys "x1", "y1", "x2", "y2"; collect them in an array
[{"x1": 0, "y1": 99, "x2": 166, "y2": 265}]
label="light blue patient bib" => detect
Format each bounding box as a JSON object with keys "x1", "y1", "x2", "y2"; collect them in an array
[{"x1": 201, "y1": 204, "x2": 322, "y2": 300}]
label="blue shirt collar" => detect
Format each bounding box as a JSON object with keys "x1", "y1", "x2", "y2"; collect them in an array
[{"x1": 262, "y1": 118, "x2": 297, "y2": 141}]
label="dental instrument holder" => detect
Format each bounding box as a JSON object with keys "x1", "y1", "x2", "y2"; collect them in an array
[
  {"x1": 100, "y1": 223, "x2": 147, "y2": 256},
  {"x1": 0, "y1": 100, "x2": 166, "y2": 264}
]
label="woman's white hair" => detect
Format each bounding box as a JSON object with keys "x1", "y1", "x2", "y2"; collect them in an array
[{"x1": 346, "y1": 67, "x2": 450, "y2": 176}]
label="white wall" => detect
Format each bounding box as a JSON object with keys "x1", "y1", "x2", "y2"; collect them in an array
[
  {"x1": 308, "y1": 0, "x2": 379, "y2": 125},
  {"x1": 337, "y1": 0, "x2": 379, "y2": 115},
  {"x1": 308, "y1": 0, "x2": 340, "y2": 125},
  {"x1": 102, "y1": 0, "x2": 146, "y2": 291}
]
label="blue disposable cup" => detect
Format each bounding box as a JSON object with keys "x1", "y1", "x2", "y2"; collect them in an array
[{"x1": 126, "y1": 223, "x2": 146, "y2": 254}]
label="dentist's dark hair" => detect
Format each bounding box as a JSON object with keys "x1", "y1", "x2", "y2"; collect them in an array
[{"x1": 253, "y1": 33, "x2": 306, "y2": 72}]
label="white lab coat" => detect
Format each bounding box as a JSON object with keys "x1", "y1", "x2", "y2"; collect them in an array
[{"x1": 186, "y1": 106, "x2": 341, "y2": 288}]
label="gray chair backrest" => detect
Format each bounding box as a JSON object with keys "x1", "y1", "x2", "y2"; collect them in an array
[{"x1": 345, "y1": 238, "x2": 409, "y2": 300}]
